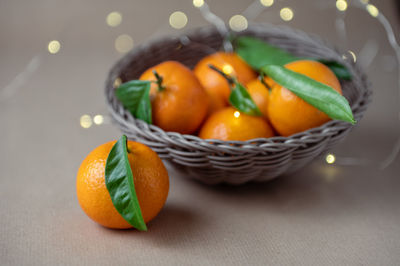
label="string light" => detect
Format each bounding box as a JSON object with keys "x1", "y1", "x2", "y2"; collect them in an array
[
  {"x1": 115, "y1": 34, "x2": 133, "y2": 53},
  {"x1": 28, "y1": 0, "x2": 400, "y2": 171},
  {"x1": 366, "y1": 4, "x2": 379, "y2": 17},
  {"x1": 234, "y1": 111, "x2": 240, "y2": 118},
  {"x1": 106, "y1": 12, "x2": 122, "y2": 27},
  {"x1": 353, "y1": 0, "x2": 400, "y2": 169},
  {"x1": 280, "y1": 7, "x2": 294, "y2": 21},
  {"x1": 336, "y1": 0, "x2": 348, "y2": 12},
  {"x1": 193, "y1": 0, "x2": 204, "y2": 8},
  {"x1": 326, "y1": 154, "x2": 336, "y2": 164},
  {"x1": 93, "y1": 115, "x2": 104, "y2": 125},
  {"x1": 0, "y1": 55, "x2": 41, "y2": 102},
  {"x1": 348, "y1": 50, "x2": 357, "y2": 62},
  {"x1": 229, "y1": 15, "x2": 248, "y2": 32},
  {"x1": 194, "y1": 1, "x2": 231, "y2": 52},
  {"x1": 260, "y1": 0, "x2": 274, "y2": 7},
  {"x1": 2, "y1": 0, "x2": 398, "y2": 170},
  {"x1": 48, "y1": 40, "x2": 61, "y2": 54},
  {"x1": 80, "y1": 115, "x2": 92, "y2": 129},
  {"x1": 169, "y1": 11, "x2": 188, "y2": 29},
  {"x1": 342, "y1": 50, "x2": 357, "y2": 63}
]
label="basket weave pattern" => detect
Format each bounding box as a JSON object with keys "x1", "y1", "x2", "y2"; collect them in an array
[{"x1": 105, "y1": 25, "x2": 371, "y2": 185}]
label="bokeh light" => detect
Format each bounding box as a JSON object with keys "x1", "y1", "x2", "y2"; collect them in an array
[
  {"x1": 336, "y1": 0, "x2": 348, "y2": 12},
  {"x1": 260, "y1": 0, "x2": 274, "y2": 7},
  {"x1": 280, "y1": 7, "x2": 294, "y2": 21},
  {"x1": 234, "y1": 111, "x2": 240, "y2": 118},
  {"x1": 193, "y1": 0, "x2": 204, "y2": 8},
  {"x1": 113, "y1": 78, "x2": 122, "y2": 88},
  {"x1": 115, "y1": 34, "x2": 134, "y2": 53},
  {"x1": 322, "y1": 166, "x2": 339, "y2": 183},
  {"x1": 106, "y1": 12, "x2": 122, "y2": 27},
  {"x1": 80, "y1": 115, "x2": 92, "y2": 129},
  {"x1": 326, "y1": 154, "x2": 336, "y2": 164},
  {"x1": 229, "y1": 15, "x2": 248, "y2": 32},
  {"x1": 169, "y1": 11, "x2": 188, "y2": 29},
  {"x1": 222, "y1": 64, "x2": 234, "y2": 75},
  {"x1": 93, "y1": 115, "x2": 104, "y2": 125},
  {"x1": 366, "y1": 4, "x2": 379, "y2": 17},
  {"x1": 48, "y1": 40, "x2": 61, "y2": 54}
]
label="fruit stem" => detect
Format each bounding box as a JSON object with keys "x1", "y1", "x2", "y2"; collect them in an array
[
  {"x1": 152, "y1": 70, "x2": 165, "y2": 91},
  {"x1": 259, "y1": 73, "x2": 272, "y2": 91},
  {"x1": 125, "y1": 137, "x2": 131, "y2": 153},
  {"x1": 208, "y1": 64, "x2": 235, "y2": 87}
]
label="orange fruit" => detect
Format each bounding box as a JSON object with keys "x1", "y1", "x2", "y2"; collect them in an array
[
  {"x1": 76, "y1": 140, "x2": 169, "y2": 229},
  {"x1": 267, "y1": 60, "x2": 342, "y2": 137},
  {"x1": 199, "y1": 107, "x2": 274, "y2": 141},
  {"x1": 194, "y1": 52, "x2": 257, "y2": 114},
  {"x1": 246, "y1": 78, "x2": 270, "y2": 118},
  {"x1": 139, "y1": 61, "x2": 209, "y2": 134}
]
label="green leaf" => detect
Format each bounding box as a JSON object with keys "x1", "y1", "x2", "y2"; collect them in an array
[
  {"x1": 261, "y1": 65, "x2": 355, "y2": 124},
  {"x1": 235, "y1": 36, "x2": 297, "y2": 70},
  {"x1": 234, "y1": 36, "x2": 352, "y2": 80},
  {"x1": 105, "y1": 135, "x2": 147, "y2": 231},
  {"x1": 229, "y1": 81, "x2": 262, "y2": 116},
  {"x1": 318, "y1": 60, "x2": 352, "y2": 80},
  {"x1": 115, "y1": 80, "x2": 152, "y2": 124}
]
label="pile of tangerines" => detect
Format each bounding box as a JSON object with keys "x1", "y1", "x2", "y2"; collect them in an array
[{"x1": 131, "y1": 52, "x2": 342, "y2": 141}]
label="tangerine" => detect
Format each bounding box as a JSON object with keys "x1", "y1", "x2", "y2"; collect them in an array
[
  {"x1": 267, "y1": 60, "x2": 342, "y2": 136},
  {"x1": 194, "y1": 52, "x2": 257, "y2": 114},
  {"x1": 76, "y1": 140, "x2": 169, "y2": 229},
  {"x1": 198, "y1": 107, "x2": 274, "y2": 141},
  {"x1": 139, "y1": 61, "x2": 209, "y2": 134},
  {"x1": 246, "y1": 78, "x2": 270, "y2": 118}
]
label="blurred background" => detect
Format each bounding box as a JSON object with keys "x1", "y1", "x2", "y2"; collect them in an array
[
  {"x1": 0, "y1": 0, "x2": 399, "y2": 166},
  {"x1": 1, "y1": 0, "x2": 399, "y2": 265}
]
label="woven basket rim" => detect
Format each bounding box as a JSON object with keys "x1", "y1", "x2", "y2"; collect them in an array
[{"x1": 105, "y1": 23, "x2": 372, "y2": 150}]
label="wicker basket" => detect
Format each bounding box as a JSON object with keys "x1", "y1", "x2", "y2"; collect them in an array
[{"x1": 105, "y1": 24, "x2": 372, "y2": 185}]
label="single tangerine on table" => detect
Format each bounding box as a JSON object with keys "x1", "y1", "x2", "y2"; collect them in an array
[
  {"x1": 139, "y1": 61, "x2": 209, "y2": 134},
  {"x1": 76, "y1": 141, "x2": 169, "y2": 229},
  {"x1": 267, "y1": 60, "x2": 343, "y2": 137},
  {"x1": 194, "y1": 52, "x2": 257, "y2": 114},
  {"x1": 198, "y1": 107, "x2": 274, "y2": 141}
]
